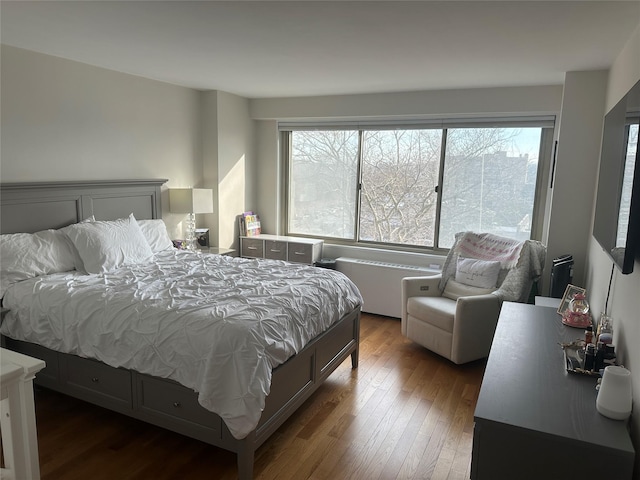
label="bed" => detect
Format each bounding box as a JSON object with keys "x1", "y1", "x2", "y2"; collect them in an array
[{"x1": 0, "y1": 179, "x2": 362, "y2": 479}]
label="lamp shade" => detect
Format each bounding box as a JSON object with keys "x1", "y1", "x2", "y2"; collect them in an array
[
  {"x1": 169, "y1": 188, "x2": 213, "y2": 214},
  {"x1": 596, "y1": 365, "x2": 632, "y2": 420}
]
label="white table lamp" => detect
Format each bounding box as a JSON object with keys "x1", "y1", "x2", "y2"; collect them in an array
[{"x1": 169, "y1": 188, "x2": 214, "y2": 250}]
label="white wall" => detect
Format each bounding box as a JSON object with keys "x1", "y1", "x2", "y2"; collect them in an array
[
  {"x1": 254, "y1": 120, "x2": 280, "y2": 236},
  {"x1": 585, "y1": 22, "x2": 640, "y2": 474},
  {"x1": 201, "y1": 91, "x2": 220, "y2": 245},
  {"x1": 215, "y1": 91, "x2": 256, "y2": 249},
  {"x1": 0, "y1": 45, "x2": 202, "y2": 239},
  {"x1": 250, "y1": 85, "x2": 562, "y2": 121},
  {"x1": 546, "y1": 70, "x2": 608, "y2": 287}
]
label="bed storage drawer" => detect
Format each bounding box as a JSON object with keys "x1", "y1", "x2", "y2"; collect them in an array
[
  {"x1": 241, "y1": 237, "x2": 264, "y2": 258},
  {"x1": 62, "y1": 355, "x2": 132, "y2": 411},
  {"x1": 136, "y1": 374, "x2": 222, "y2": 436},
  {"x1": 264, "y1": 240, "x2": 287, "y2": 260}
]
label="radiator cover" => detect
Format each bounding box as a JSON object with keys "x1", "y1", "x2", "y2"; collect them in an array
[{"x1": 336, "y1": 257, "x2": 438, "y2": 318}]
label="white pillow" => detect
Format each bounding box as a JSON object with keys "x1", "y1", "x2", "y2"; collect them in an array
[
  {"x1": 63, "y1": 213, "x2": 153, "y2": 274},
  {"x1": 0, "y1": 229, "x2": 77, "y2": 298},
  {"x1": 442, "y1": 279, "x2": 494, "y2": 301},
  {"x1": 455, "y1": 257, "x2": 501, "y2": 289},
  {"x1": 59, "y1": 216, "x2": 96, "y2": 272},
  {"x1": 137, "y1": 219, "x2": 173, "y2": 253}
]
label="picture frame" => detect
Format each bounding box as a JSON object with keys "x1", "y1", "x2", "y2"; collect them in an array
[{"x1": 557, "y1": 284, "x2": 586, "y2": 316}]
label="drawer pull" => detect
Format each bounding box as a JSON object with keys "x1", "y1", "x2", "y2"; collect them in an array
[
  {"x1": 91, "y1": 377, "x2": 99, "y2": 383},
  {"x1": 247, "y1": 246, "x2": 258, "y2": 250},
  {"x1": 173, "y1": 402, "x2": 181, "y2": 408},
  {"x1": 293, "y1": 251, "x2": 305, "y2": 256},
  {"x1": 270, "y1": 249, "x2": 282, "y2": 253}
]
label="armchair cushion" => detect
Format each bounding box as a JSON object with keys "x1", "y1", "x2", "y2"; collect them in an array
[
  {"x1": 455, "y1": 257, "x2": 501, "y2": 288},
  {"x1": 442, "y1": 279, "x2": 494, "y2": 300},
  {"x1": 407, "y1": 296, "x2": 456, "y2": 333}
]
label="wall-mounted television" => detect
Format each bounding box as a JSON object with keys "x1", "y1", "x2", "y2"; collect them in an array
[{"x1": 593, "y1": 79, "x2": 640, "y2": 274}]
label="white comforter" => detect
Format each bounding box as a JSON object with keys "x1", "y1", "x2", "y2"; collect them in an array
[{"x1": 0, "y1": 250, "x2": 362, "y2": 439}]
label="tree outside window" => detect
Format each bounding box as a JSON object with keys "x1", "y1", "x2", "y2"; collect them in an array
[{"x1": 287, "y1": 124, "x2": 547, "y2": 249}]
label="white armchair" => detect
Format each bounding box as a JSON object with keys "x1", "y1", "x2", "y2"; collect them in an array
[{"x1": 401, "y1": 232, "x2": 546, "y2": 364}]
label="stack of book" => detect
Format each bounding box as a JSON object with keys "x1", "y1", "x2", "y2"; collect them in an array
[{"x1": 239, "y1": 212, "x2": 261, "y2": 236}]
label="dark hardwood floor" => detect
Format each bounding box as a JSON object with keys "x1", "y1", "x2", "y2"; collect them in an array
[{"x1": 33, "y1": 313, "x2": 486, "y2": 479}]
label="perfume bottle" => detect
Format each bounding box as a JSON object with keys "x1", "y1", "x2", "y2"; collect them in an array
[
  {"x1": 585, "y1": 325, "x2": 594, "y2": 345},
  {"x1": 584, "y1": 343, "x2": 596, "y2": 371},
  {"x1": 597, "y1": 314, "x2": 613, "y2": 344},
  {"x1": 595, "y1": 342, "x2": 606, "y2": 372}
]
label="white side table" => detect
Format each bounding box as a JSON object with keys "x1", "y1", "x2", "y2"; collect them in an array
[{"x1": 1, "y1": 347, "x2": 46, "y2": 480}]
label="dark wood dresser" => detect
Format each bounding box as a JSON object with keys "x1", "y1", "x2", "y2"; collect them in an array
[{"x1": 472, "y1": 302, "x2": 635, "y2": 479}]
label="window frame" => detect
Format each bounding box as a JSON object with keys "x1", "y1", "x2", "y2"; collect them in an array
[{"x1": 281, "y1": 116, "x2": 555, "y2": 252}]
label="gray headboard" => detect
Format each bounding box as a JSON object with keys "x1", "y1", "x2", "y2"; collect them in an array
[{"x1": 0, "y1": 179, "x2": 167, "y2": 234}]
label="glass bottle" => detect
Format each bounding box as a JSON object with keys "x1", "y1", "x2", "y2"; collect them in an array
[
  {"x1": 584, "y1": 343, "x2": 596, "y2": 371},
  {"x1": 595, "y1": 342, "x2": 606, "y2": 372},
  {"x1": 598, "y1": 314, "x2": 613, "y2": 344},
  {"x1": 585, "y1": 325, "x2": 594, "y2": 345}
]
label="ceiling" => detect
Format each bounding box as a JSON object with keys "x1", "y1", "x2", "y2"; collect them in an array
[{"x1": 1, "y1": 1, "x2": 639, "y2": 99}]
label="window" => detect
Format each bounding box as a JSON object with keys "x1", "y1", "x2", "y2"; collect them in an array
[
  {"x1": 288, "y1": 130, "x2": 359, "y2": 238},
  {"x1": 438, "y1": 127, "x2": 544, "y2": 248},
  {"x1": 359, "y1": 129, "x2": 441, "y2": 246},
  {"x1": 284, "y1": 119, "x2": 554, "y2": 250}
]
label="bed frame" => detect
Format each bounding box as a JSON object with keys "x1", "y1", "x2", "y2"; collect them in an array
[{"x1": 0, "y1": 179, "x2": 360, "y2": 479}]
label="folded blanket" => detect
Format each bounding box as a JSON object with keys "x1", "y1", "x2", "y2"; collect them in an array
[
  {"x1": 454, "y1": 232, "x2": 524, "y2": 269},
  {"x1": 439, "y1": 232, "x2": 546, "y2": 302}
]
